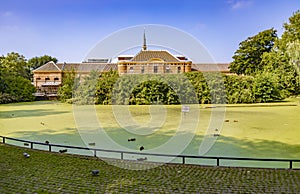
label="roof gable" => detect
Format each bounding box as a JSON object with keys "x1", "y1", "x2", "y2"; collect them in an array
[
  {"x1": 131, "y1": 50, "x2": 180, "y2": 62},
  {"x1": 33, "y1": 61, "x2": 61, "y2": 72}
]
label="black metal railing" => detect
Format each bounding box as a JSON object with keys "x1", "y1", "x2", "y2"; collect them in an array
[{"x1": 1, "y1": 135, "x2": 300, "y2": 169}]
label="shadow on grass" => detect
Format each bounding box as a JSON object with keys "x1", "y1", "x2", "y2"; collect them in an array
[
  {"x1": 9, "y1": 128, "x2": 84, "y2": 145},
  {"x1": 186, "y1": 135, "x2": 300, "y2": 159},
  {"x1": 4, "y1": 125, "x2": 300, "y2": 160},
  {"x1": 95, "y1": 127, "x2": 300, "y2": 159},
  {"x1": 0, "y1": 100, "x2": 60, "y2": 107}
]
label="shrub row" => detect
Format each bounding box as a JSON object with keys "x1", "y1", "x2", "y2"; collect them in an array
[{"x1": 62, "y1": 71, "x2": 288, "y2": 105}]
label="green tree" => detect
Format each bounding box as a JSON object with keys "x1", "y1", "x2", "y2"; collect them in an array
[
  {"x1": 0, "y1": 52, "x2": 30, "y2": 79},
  {"x1": 229, "y1": 28, "x2": 277, "y2": 75},
  {"x1": 95, "y1": 70, "x2": 119, "y2": 104},
  {"x1": 278, "y1": 10, "x2": 300, "y2": 51},
  {"x1": 0, "y1": 52, "x2": 36, "y2": 103},
  {"x1": 225, "y1": 75, "x2": 255, "y2": 103},
  {"x1": 253, "y1": 72, "x2": 282, "y2": 102},
  {"x1": 286, "y1": 40, "x2": 300, "y2": 94},
  {"x1": 73, "y1": 71, "x2": 99, "y2": 105},
  {"x1": 261, "y1": 51, "x2": 298, "y2": 97},
  {"x1": 260, "y1": 11, "x2": 300, "y2": 97},
  {"x1": 57, "y1": 69, "x2": 78, "y2": 102}
]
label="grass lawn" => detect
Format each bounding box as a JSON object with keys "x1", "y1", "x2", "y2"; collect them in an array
[
  {"x1": 1, "y1": 143, "x2": 300, "y2": 193},
  {"x1": 0, "y1": 99, "x2": 300, "y2": 168}
]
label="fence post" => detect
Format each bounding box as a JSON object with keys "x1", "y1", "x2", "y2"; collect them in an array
[
  {"x1": 182, "y1": 156, "x2": 185, "y2": 164},
  {"x1": 289, "y1": 161, "x2": 293, "y2": 169},
  {"x1": 30, "y1": 142, "x2": 33, "y2": 149},
  {"x1": 2, "y1": 137, "x2": 5, "y2": 144},
  {"x1": 121, "y1": 152, "x2": 123, "y2": 160},
  {"x1": 94, "y1": 150, "x2": 96, "y2": 157},
  {"x1": 217, "y1": 158, "x2": 220, "y2": 166},
  {"x1": 49, "y1": 145, "x2": 51, "y2": 152}
]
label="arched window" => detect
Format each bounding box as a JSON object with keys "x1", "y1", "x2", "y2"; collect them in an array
[
  {"x1": 165, "y1": 66, "x2": 170, "y2": 73},
  {"x1": 154, "y1": 66, "x2": 158, "y2": 73},
  {"x1": 129, "y1": 66, "x2": 134, "y2": 74},
  {"x1": 141, "y1": 66, "x2": 145, "y2": 74},
  {"x1": 177, "y1": 66, "x2": 181, "y2": 74},
  {"x1": 54, "y1": 77, "x2": 59, "y2": 82}
]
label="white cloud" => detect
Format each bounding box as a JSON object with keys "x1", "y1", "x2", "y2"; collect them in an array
[{"x1": 227, "y1": 0, "x2": 253, "y2": 10}]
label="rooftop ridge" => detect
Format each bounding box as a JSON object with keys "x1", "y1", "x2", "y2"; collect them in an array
[{"x1": 33, "y1": 61, "x2": 62, "y2": 72}]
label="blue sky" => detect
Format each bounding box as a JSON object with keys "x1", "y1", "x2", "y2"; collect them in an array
[{"x1": 0, "y1": 0, "x2": 299, "y2": 62}]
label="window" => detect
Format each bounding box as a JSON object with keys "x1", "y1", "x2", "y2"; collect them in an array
[
  {"x1": 45, "y1": 77, "x2": 50, "y2": 82},
  {"x1": 129, "y1": 66, "x2": 134, "y2": 74},
  {"x1": 177, "y1": 66, "x2": 181, "y2": 74},
  {"x1": 165, "y1": 66, "x2": 170, "y2": 73},
  {"x1": 154, "y1": 66, "x2": 158, "y2": 73},
  {"x1": 141, "y1": 66, "x2": 145, "y2": 74},
  {"x1": 54, "y1": 77, "x2": 59, "y2": 82},
  {"x1": 36, "y1": 78, "x2": 41, "y2": 81}
]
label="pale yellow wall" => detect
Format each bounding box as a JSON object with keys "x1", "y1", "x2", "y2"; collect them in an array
[{"x1": 118, "y1": 62, "x2": 191, "y2": 75}]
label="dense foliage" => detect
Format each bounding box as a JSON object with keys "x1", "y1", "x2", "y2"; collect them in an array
[
  {"x1": 58, "y1": 70, "x2": 285, "y2": 105},
  {"x1": 260, "y1": 11, "x2": 300, "y2": 97},
  {"x1": 112, "y1": 74, "x2": 198, "y2": 105},
  {"x1": 57, "y1": 69, "x2": 79, "y2": 103},
  {"x1": 229, "y1": 10, "x2": 300, "y2": 98},
  {"x1": 0, "y1": 53, "x2": 58, "y2": 104},
  {"x1": 229, "y1": 28, "x2": 278, "y2": 76},
  {"x1": 0, "y1": 52, "x2": 36, "y2": 103}
]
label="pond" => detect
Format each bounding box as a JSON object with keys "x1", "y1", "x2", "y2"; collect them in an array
[{"x1": 1, "y1": 100, "x2": 300, "y2": 168}]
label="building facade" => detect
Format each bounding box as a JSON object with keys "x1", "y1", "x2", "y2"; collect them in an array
[
  {"x1": 118, "y1": 50, "x2": 192, "y2": 75},
  {"x1": 32, "y1": 62, "x2": 117, "y2": 99},
  {"x1": 32, "y1": 32, "x2": 230, "y2": 99}
]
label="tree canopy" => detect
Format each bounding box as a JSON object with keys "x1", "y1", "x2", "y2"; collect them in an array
[
  {"x1": 279, "y1": 10, "x2": 300, "y2": 51},
  {"x1": 260, "y1": 11, "x2": 300, "y2": 97},
  {"x1": 0, "y1": 52, "x2": 58, "y2": 104},
  {"x1": 0, "y1": 52, "x2": 35, "y2": 103},
  {"x1": 229, "y1": 10, "x2": 300, "y2": 98},
  {"x1": 229, "y1": 28, "x2": 277, "y2": 75}
]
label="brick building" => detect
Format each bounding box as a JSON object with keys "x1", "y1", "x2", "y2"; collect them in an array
[{"x1": 32, "y1": 32, "x2": 230, "y2": 99}]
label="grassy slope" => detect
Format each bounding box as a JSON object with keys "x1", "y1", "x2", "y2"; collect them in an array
[{"x1": 1, "y1": 143, "x2": 300, "y2": 193}]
